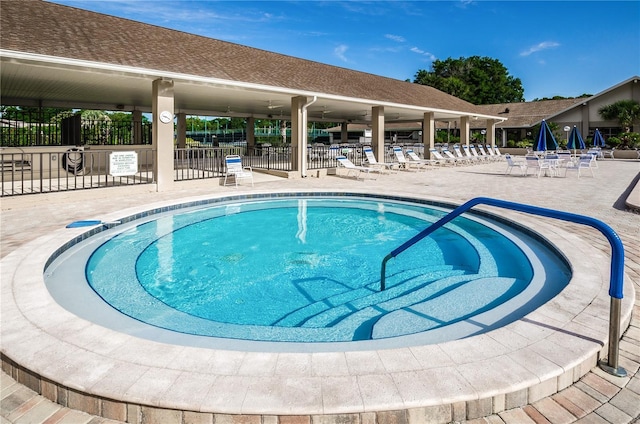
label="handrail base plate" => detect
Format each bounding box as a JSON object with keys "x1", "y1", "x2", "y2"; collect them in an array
[{"x1": 598, "y1": 360, "x2": 627, "y2": 378}]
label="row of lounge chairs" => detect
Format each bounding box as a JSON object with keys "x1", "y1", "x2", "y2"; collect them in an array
[
  {"x1": 224, "y1": 144, "x2": 512, "y2": 186},
  {"x1": 428, "y1": 144, "x2": 506, "y2": 166},
  {"x1": 336, "y1": 144, "x2": 506, "y2": 180}
]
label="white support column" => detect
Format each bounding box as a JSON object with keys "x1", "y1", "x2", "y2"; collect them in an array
[
  {"x1": 372, "y1": 106, "x2": 385, "y2": 162},
  {"x1": 152, "y1": 78, "x2": 175, "y2": 192},
  {"x1": 423, "y1": 112, "x2": 435, "y2": 159},
  {"x1": 581, "y1": 103, "x2": 590, "y2": 137},
  {"x1": 290, "y1": 96, "x2": 305, "y2": 176},
  {"x1": 176, "y1": 112, "x2": 187, "y2": 149},
  {"x1": 341, "y1": 122, "x2": 349, "y2": 144},
  {"x1": 460, "y1": 116, "x2": 470, "y2": 147},
  {"x1": 486, "y1": 119, "x2": 498, "y2": 147}
]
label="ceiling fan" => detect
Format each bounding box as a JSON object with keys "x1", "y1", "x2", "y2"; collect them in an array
[
  {"x1": 311, "y1": 105, "x2": 332, "y2": 119},
  {"x1": 266, "y1": 100, "x2": 284, "y2": 110}
]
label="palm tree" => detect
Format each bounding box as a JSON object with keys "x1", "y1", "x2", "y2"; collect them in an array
[
  {"x1": 598, "y1": 100, "x2": 640, "y2": 133},
  {"x1": 81, "y1": 110, "x2": 111, "y2": 144}
]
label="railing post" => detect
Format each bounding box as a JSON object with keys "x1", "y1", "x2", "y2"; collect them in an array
[{"x1": 600, "y1": 298, "x2": 627, "y2": 377}]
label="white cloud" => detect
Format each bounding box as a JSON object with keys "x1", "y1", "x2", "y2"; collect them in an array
[
  {"x1": 371, "y1": 46, "x2": 403, "y2": 53},
  {"x1": 385, "y1": 34, "x2": 405, "y2": 43},
  {"x1": 410, "y1": 47, "x2": 436, "y2": 61},
  {"x1": 334, "y1": 45, "x2": 349, "y2": 62},
  {"x1": 520, "y1": 41, "x2": 560, "y2": 56},
  {"x1": 456, "y1": 0, "x2": 475, "y2": 9}
]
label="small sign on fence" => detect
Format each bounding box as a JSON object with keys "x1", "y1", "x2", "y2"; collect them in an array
[{"x1": 109, "y1": 151, "x2": 138, "y2": 176}]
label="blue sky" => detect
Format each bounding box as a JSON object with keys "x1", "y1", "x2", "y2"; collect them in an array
[{"x1": 49, "y1": 0, "x2": 639, "y2": 101}]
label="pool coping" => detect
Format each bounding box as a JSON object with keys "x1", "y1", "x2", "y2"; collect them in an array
[{"x1": 1, "y1": 189, "x2": 635, "y2": 421}]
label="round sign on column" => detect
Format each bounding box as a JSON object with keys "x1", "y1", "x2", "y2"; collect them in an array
[{"x1": 109, "y1": 151, "x2": 138, "y2": 177}]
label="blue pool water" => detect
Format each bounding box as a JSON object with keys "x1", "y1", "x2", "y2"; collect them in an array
[{"x1": 46, "y1": 194, "x2": 571, "y2": 349}]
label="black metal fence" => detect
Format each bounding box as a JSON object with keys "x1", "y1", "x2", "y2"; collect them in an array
[
  {"x1": 1, "y1": 144, "x2": 409, "y2": 197},
  {"x1": 1, "y1": 148, "x2": 156, "y2": 197},
  {"x1": 241, "y1": 144, "x2": 370, "y2": 171},
  {"x1": 0, "y1": 108, "x2": 152, "y2": 147},
  {"x1": 79, "y1": 119, "x2": 152, "y2": 145},
  {"x1": 174, "y1": 147, "x2": 241, "y2": 180}
]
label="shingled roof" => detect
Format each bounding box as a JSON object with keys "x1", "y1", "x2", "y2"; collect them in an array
[
  {"x1": 1, "y1": 0, "x2": 483, "y2": 117},
  {"x1": 476, "y1": 99, "x2": 584, "y2": 128}
]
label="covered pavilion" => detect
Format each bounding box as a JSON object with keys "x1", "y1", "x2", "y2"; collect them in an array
[{"x1": 0, "y1": 0, "x2": 504, "y2": 190}]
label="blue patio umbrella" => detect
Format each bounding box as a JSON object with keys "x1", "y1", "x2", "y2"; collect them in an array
[
  {"x1": 535, "y1": 120, "x2": 559, "y2": 151},
  {"x1": 593, "y1": 128, "x2": 606, "y2": 147},
  {"x1": 566, "y1": 125, "x2": 585, "y2": 152}
]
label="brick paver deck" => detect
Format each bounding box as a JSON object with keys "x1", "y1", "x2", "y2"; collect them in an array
[{"x1": 2, "y1": 158, "x2": 639, "y2": 423}]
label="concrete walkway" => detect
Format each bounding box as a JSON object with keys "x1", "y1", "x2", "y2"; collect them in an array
[{"x1": 2, "y1": 158, "x2": 639, "y2": 423}]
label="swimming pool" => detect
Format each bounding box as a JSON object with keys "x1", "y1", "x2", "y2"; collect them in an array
[{"x1": 45, "y1": 193, "x2": 571, "y2": 351}]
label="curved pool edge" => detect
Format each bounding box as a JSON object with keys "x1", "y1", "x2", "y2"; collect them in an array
[
  {"x1": 45, "y1": 192, "x2": 565, "y2": 349},
  {"x1": 1, "y1": 189, "x2": 636, "y2": 421}
]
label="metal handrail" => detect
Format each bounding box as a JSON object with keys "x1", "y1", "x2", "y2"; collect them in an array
[{"x1": 380, "y1": 196, "x2": 627, "y2": 377}]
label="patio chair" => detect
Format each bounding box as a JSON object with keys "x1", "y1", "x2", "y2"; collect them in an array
[
  {"x1": 556, "y1": 151, "x2": 573, "y2": 167},
  {"x1": 587, "y1": 148, "x2": 603, "y2": 160},
  {"x1": 392, "y1": 146, "x2": 424, "y2": 171},
  {"x1": 524, "y1": 155, "x2": 554, "y2": 178},
  {"x1": 504, "y1": 154, "x2": 526, "y2": 176},
  {"x1": 564, "y1": 155, "x2": 596, "y2": 178},
  {"x1": 363, "y1": 146, "x2": 397, "y2": 173},
  {"x1": 336, "y1": 155, "x2": 379, "y2": 180},
  {"x1": 224, "y1": 155, "x2": 254, "y2": 187},
  {"x1": 601, "y1": 148, "x2": 615, "y2": 159}
]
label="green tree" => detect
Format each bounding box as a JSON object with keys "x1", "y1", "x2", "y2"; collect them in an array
[
  {"x1": 107, "y1": 112, "x2": 133, "y2": 125},
  {"x1": 598, "y1": 100, "x2": 640, "y2": 133},
  {"x1": 532, "y1": 94, "x2": 591, "y2": 101},
  {"x1": 414, "y1": 56, "x2": 524, "y2": 104}
]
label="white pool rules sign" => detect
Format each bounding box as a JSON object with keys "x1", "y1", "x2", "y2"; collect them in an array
[{"x1": 109, "y1": 151, "x2": 138, "y2": 177}]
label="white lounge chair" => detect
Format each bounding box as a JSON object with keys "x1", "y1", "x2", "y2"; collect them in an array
[
  {"x1": 452, "y1": 145, "x2": 471, "y2": 165},
  {"x1": 392, "y1": 146, "x2": 424, "y2": 171},
  {"x1": 485, "y1": 145, "x2": 500, "y2": 161},
  {"x1": 429, "y1": 148, "x2": 457, "y2": 166},
  {"x1": 336, "y1": 155, "x2": 379, "y2": 180},
  {"x1": 504, "y1": 154, "x2": 526, "y2": 176},
  {"x1": 462, "y1": 145, "x2": 481, "y2": 163},
  {"x1": 224, "y1": 155, "x2": 254, "y2": 187},
  {"x1": 406, "y1": 149, "x2": 441, "y2": 167},
  {"x1": 492, "y1": 146, "x2": 506, "y2": 161},
  {"x1": 442, "y1": 148, "x2": 461, "y2": 165},
  {"x1": 470, "y1": 145, "x2": 487, "y2": 162},
  {"x1": 564, "y1": 155, "x2": 596, "y2": 178},
  {"x1": 363, "y1": 146, "x2": 397, "y2": 173},
  {"x1": 476, "y1": 145, "x2": 494, "y2": 162}
]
